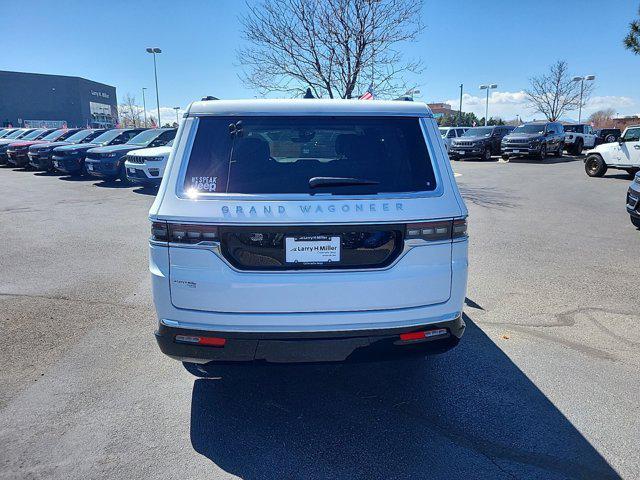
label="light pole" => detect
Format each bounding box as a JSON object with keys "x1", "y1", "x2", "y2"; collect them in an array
[
  {"x1": 146, "y1": 47, "x2": 162, "y2": 126},
  {"x1": 572, "y1": 75, "x2": 595, "y2": 123},
  {"x1": 458, "y1": 84, "x2": 463, "y2": 126},
  {"x1": 479, "y1": 84, "x2": 497, "y2": 126},
  {"x1": 173, "y1": 107, "x2": 180, "y2": 125},
  {"x1": 141, "y1": 87, "x2": 148, "y2": 127}
]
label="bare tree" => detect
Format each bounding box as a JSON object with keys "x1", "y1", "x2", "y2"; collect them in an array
[
  {"x1": 238, "y1": 0, "x2": 424, "y2": 99},
  {"x1": 118, "y1": 94, "x2": 142, "y2": 127},
  {"x1": 624, "y1": 5, "x2": 640, "y2": 55},
  {"x1": 524, "y1": 61, "x2": 593, "y2": 121},
  {"x1": 589, "y1": 108, "x2": 616, "y2": 128}
]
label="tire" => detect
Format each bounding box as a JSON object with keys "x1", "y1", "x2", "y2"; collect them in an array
[
  {"x1": 584, "y1": 154, "x2": 607, "y2": 177},
  {"x1": 556, "y1": 142, "x2": 563, "y2": 157},
  {"x1": 605, "y1": 134, "x2": 616, "y2": 143},
  {"x1": 631, "y1": 216, "x2": 640, "y2": 229},
  {"x1": 574, "y1": 139, "x2": 583, "y2": 156},
  {"x1": 118, "y1": 164, "x2": 130, "y2": 185},
  {"x1": 501, "y1": 154, "x2": 509, "y2": 161},
  {"x1": 483, "y1": 147, "x2": 492, "y2": 161},
  {"x1": 538, "y1": 143, "x2": 547, "y2": 161},
  {"x1": 624, "y1": 168, "x2": 639, "y2": 179}
]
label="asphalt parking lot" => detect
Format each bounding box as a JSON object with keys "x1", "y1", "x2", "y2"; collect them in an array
[{"x1": 0, "y1": 155, "x2": 639, "y2": 480}]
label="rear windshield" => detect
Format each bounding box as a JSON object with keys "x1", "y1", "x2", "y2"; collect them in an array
[{"x1": 183, "y1": 116, "x2": 436, "y2": 195}]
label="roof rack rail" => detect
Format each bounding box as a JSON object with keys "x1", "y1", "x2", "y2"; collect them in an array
[{"x1": 201, "y1": 96, "x2": 219, "y2": 101}]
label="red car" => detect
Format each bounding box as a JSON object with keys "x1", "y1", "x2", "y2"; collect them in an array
[{"x1": 7, "y1": 128, "x2": 79, "y2": 168}]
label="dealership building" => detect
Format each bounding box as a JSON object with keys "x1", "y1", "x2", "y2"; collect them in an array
[{"x1": 0, "y1": 70, "x2": 117, "y2": 129}]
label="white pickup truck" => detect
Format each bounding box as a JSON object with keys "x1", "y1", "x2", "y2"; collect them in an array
[
  {"x1": 563, "y1": 124, "x2": 597, "y2": 155},
  {"x1": 584, "y1": 125, "x2": 640, "y2": 178}
]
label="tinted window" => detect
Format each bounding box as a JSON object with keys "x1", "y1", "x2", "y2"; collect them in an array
[
  {"x1": 462, "y1": 127, "x2": 493, "y2": 137},
  {"x1": 3, "y1": 130, "x2": 23, "y2": 139},
  {"x1": 21, "y1": 129, "x2": 47, "y2": 140},
  {"x1": 183, "y1": 116, "x2": 436, "y2": 195},
  {"x1": 64, "y1": 130, "x2": 95, "y2": 143},
  {"x1": 126, "y1": 129, "x2": 172, "y2": 146},
  {"x1": 512, "y1": 124, "x2": 546, "y2": 135},
  {"x1": 563, "y1": 125, "x2": 584, "y2": 133}
]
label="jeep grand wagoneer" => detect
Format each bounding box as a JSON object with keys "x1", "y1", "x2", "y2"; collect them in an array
[{"x1": 149, "y1": 99, "x2": 468, "y2": 376}]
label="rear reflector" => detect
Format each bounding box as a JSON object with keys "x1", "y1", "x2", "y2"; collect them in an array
[
  {"x1": 175, "y1": 335, "x2": 226, "y2": 347},
  {"x1": 399, "y1": 329, "x2": 448, "y2": 341}
]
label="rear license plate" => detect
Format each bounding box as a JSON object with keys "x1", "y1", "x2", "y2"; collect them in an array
[
  {"x1": 285, "y1": 236, "x2": 340, "y2": 264},
  {"x1": 87, "y1": 163, "x2": 94, "y2": 171}
]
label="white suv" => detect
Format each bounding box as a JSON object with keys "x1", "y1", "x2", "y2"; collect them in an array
[
  {"x1": 149, "y1": 99, "x2": 468, "y2": 375},
  {"x1": 124, "y1": 140, "x2": 173, "y2": 186},
  {"x1": 584, "y1": 125, "x2": 640, "y2": 178},
  {"x1": 563, "y1": 123, "x2": 597, "y2": 155},
  {"x1": 439, "y1": 126, "x2": 468, "y2": 152}
]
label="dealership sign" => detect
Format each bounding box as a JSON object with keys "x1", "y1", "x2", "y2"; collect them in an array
[
  {"x1": 91, "y1": 90, "x2": 110, "y2": 99},
  {"x1": 23, "y1": 119, "x2": 67, "y2": 128}
]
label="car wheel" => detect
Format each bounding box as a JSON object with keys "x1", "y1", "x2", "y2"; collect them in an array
[
  {"x1": 584, "y1": 155, "x2": 607, "y2": 177},
  {"x1": 631, "y1": 216, "x2": 640, "y2": 229},
  {"x1": 118, "y1": 164, "x2": 130, "y2": 185},
  {"x1": 556, "y1": 142, "x2": 563, "y2": 157},
  {"x1": 501, "y1": 154, "x2": 509, "y2": 161},
  {"x1": 574, "y1": 139, "x2": 583, "y2": 156},
  {"x1": 625, "y1": 168, "x2": 639, "y2": 179},
  {"x1": 605, "y1": 134, "x2": 616, "y2": 143},
  {"x1": 538, "y1": 144, "x2": 547, "y2": 160},
  {"x1": 483, "y1": 148, "x2": 492, "y2": 161}
]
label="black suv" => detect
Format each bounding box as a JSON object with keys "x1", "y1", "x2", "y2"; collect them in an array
[
  {"x1": 449, "y1": 125, "x2": 514, "y2": 161},
  {"x1": 501, "y1": 122, "x2": 565, "y2": 160}
]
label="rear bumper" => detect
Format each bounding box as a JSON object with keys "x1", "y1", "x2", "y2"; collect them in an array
[{"x1": 155, "y1": 315, "x2": 465, "y2": 364}]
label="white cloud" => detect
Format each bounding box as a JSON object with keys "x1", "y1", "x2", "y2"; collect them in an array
[{"x1": 445, "y1": 90, "x2": 637, "y2": 121}]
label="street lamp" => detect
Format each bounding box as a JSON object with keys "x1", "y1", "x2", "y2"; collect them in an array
[
  {"x1": 146, "y1": 47, "x2": 162, "y2": 126},
  {"x1": 572, "y1": 75, "x2": 595, "y2": 123},
  {"x1": 173, "y1": 107, "x2": 180, "y2": 125},
  {"x1": 141, "y1": 87, "x2": 148, "y2": 127},
  {"x1": 479, "y1": 84, "x2": 497, "y2": 126},
  {"x1": 458, "y1": 84, "x2": 463, "y2": 126}
]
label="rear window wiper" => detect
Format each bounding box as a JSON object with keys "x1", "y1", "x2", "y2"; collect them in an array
[{"x1": 308, "y1": 176, "x2": 380, "y2": 188}]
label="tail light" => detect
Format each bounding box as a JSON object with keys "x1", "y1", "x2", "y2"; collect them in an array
[
  {"x1": 150, "y1": 221, "x2": 219, "y2": 244},
  {"x1": 405, "y1": 218, "x2": 467, "y2": 241}
]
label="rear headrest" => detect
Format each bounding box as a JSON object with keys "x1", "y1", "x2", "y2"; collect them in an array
[{"x1": 233, "y1": 137, "x2": 270, "y2": 165}]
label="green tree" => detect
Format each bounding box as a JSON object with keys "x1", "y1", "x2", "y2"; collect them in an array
[{"x1": 624, "y1": 6, "x2": 640, "y2": 54}]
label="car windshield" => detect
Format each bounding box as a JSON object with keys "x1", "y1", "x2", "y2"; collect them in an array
[
  {"x1": 3, "y1": 130, "x2": 23, "y2": 139},
  {"x1": 513, "y1": 124, "x2": 546, "y2": 134},
  {"x1": 462, "y1": 127, "x2": 493, "y2": 137},
  {"x1": 91, "y1": 130, "x2": 126, "y2": 145},
  {"x1": 42, "y1": 129, "x2": 67, "y2": 141},
  {"x1": 182, "y1": 115, "x2": 437, "y2": 195},
  {"x1": 64, "y1": 130, "x2": 94, "y2": 143},
  {"x1": 126, "y1": 129, "x2": 164, "y2": 146},
  {"x1": 21, "y1": 129, "x2": 47, "y2": 140},
  {"x1": 563, "y1": 125, "x2": 584, "y2": 133}
]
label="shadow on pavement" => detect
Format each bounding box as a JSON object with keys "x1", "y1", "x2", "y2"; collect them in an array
[
  {"x1": 189, "y1": 316, "x2": 620, "y2": 479},
  {"x1": 505, "y1": 155, "x2": 581, "y2": 165},
  {"x1": 92, "y1": 179, "x2": 133, "y2": 189},
  {"x1": 131, "y1": 186, "x2": 158, "y2": 196}
]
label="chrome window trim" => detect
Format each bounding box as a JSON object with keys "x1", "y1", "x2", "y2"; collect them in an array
[{"x1": 174, "y1": 115, "x2": 444, "y2": 201}]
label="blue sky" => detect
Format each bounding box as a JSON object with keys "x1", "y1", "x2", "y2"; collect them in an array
[{"x1": 4, "y1": 0, "x2": 640, "y2": 123}]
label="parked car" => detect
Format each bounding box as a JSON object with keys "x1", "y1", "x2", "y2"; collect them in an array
[
  {"x1": 562, "y1": 124, "x2": 597, "y2": 155},
  {"x1": 627, "y1": 171, "x2": 640, "y2": 229},
  {"x1": 124, "y1": 140, "x2": 173, "y2": 186},
  {"x1": 438, "y1": 127, "x2": 469, "y2": 152},
  {"x1": 501, "y1": 122, "x2": 565, "y2": 160},
  {"x1": 449, "y1": 125, "x2": 514, "y2": 161},
  {"x1": 6, "y1": 128, "x2": 58, "y2": 167},
  {"x1": 52, "y1": 128, "x2": 146, "y2": 176},
  {"x1": 0, "y1": 128, "x2": 19, "y2": 139},
  {"x1": 85, "y1": 128, "x2": 176, "y2": 182},
  {"x1": 594, "y1": 128, "x2": 621, "y2": 145},
  {"x1": 28, "y1": 129, "x2": 106, "y2": 171},
  {"x1": 584, "y1": 125, "x2": 640, "y2": 178},
  {"x1": 0, "y1": 129, "x2": 37, "y2": 164},
  {"x1": 150, "y1": 99, "x2": 468, "y2": 375}
]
